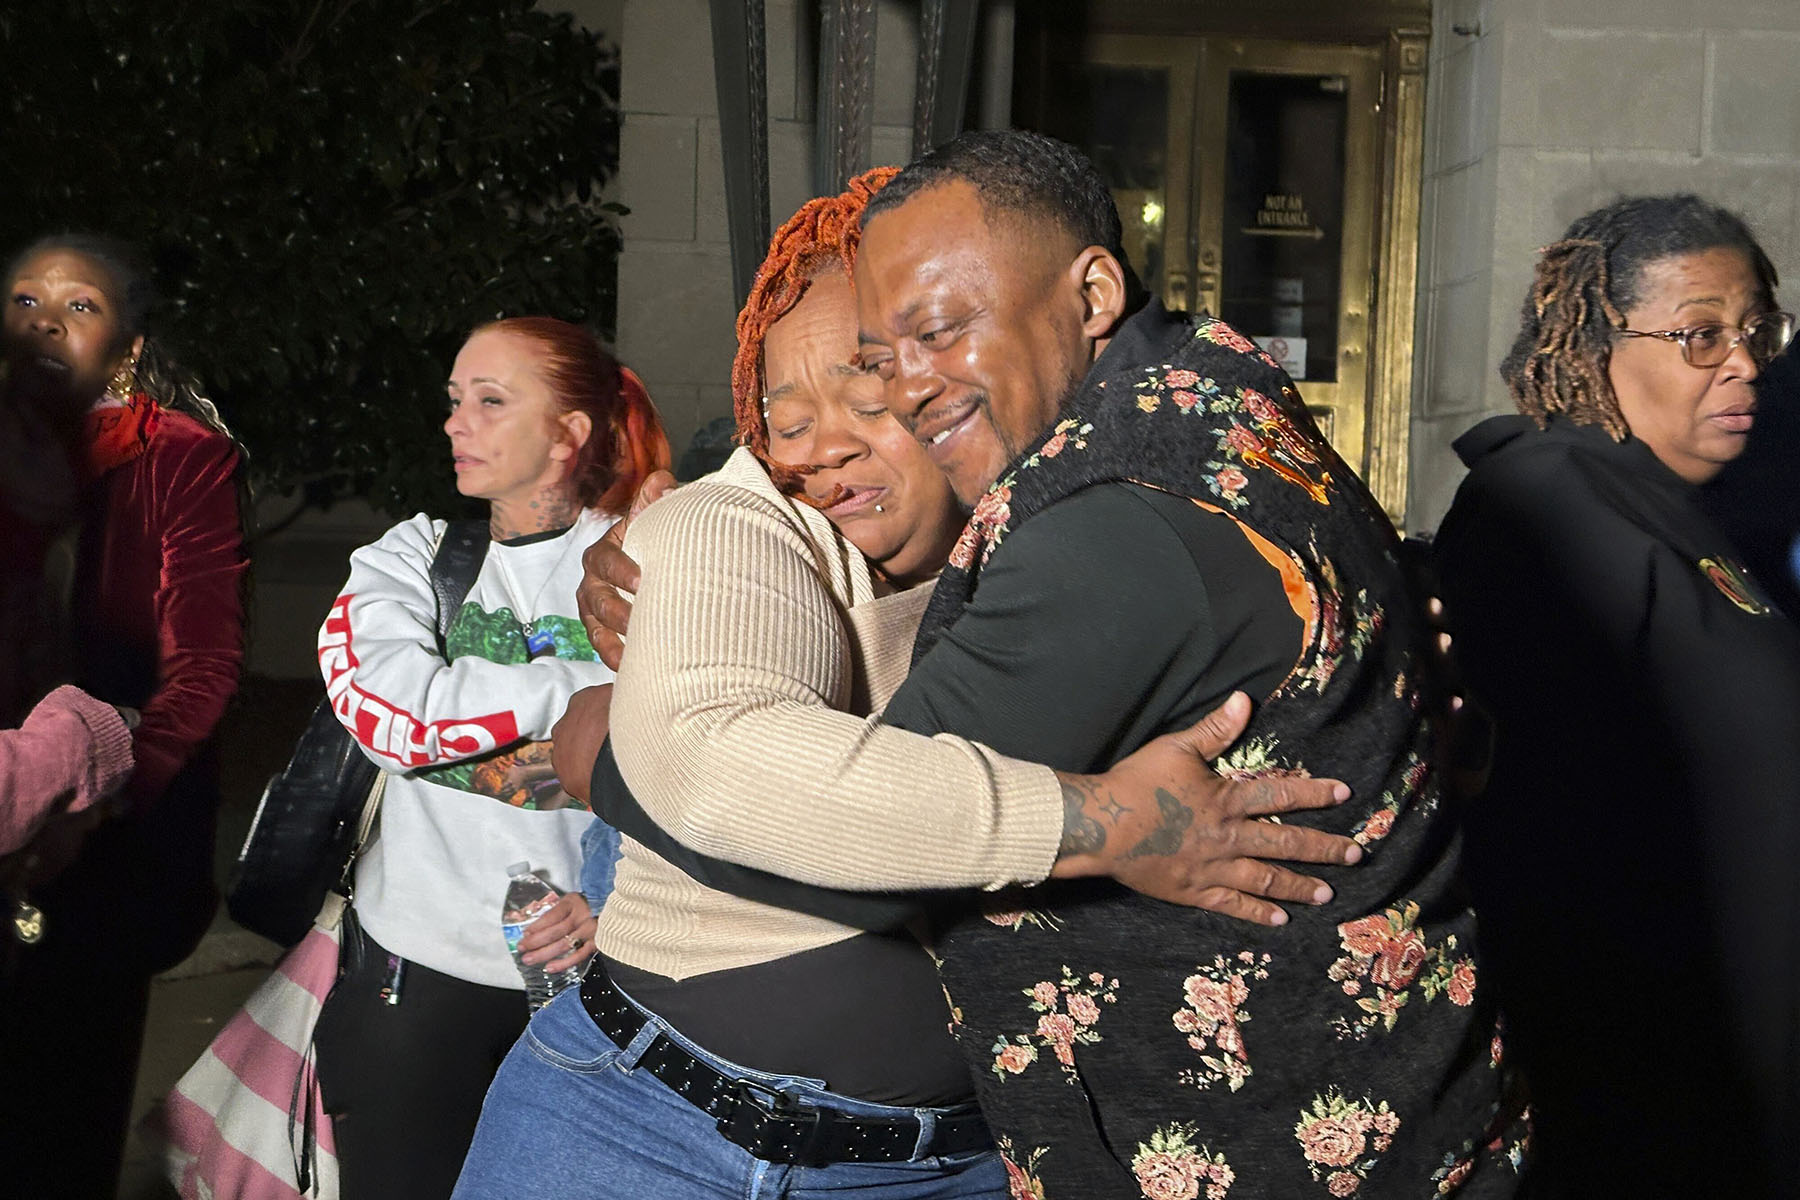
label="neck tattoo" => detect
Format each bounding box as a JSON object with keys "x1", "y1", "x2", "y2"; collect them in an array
[{"x1": 490, "y1": 485, "x2": 578, "y2": 542}]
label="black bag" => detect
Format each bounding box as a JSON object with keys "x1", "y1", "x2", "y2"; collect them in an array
[{"x1": 226, "y1": 520, "x2": 490, "y2": 946}]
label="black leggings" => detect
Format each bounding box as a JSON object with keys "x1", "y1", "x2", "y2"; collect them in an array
[{"x1": 313, "y1": 920, "x2": 529, "y2": 1200}]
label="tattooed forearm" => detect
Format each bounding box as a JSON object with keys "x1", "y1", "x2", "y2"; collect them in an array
[
  {"x1": 1059, "y1": 777, "x2": 1108, "y2": 857},
  {"x1": 1121, "y1": 788, "x2": 1195, "y2": 860}
]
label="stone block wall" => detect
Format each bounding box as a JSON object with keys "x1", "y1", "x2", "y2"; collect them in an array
[
  {"x1": 1408, "y1": 0, "x2": 1800, "y2": 531},
  {"x1": 609, "y1": 0, "x2": 929, "y2": 458}
]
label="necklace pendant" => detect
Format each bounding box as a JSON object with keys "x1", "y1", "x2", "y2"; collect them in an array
[
  {"x1": 11, "y1": 900, "x2": 44, "y2": 945},
  {"x1": 525, "y1": 626, "x2": 556, "y2": 659}
]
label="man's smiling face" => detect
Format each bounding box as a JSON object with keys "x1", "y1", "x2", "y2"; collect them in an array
[{"x1": 854, "y1": 180, "x2": 1096, "y2": 506}]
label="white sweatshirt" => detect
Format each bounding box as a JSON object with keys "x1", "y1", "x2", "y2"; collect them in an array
[{"x1": 318, "y1": 508, "x2": 617, "y2": 987}]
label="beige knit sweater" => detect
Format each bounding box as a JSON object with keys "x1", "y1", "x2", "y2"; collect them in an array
[{"x1": 595, "y1": 449, "x2": 1063, "y2": 979}]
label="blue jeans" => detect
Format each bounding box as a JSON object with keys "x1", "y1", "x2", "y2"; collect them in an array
[
  {"x1": 578, "y1": 817, "x2": 621, "y2": 910},
  {"x1": 452, "y1": 982, "x2": 1007, "y2": 1200}
]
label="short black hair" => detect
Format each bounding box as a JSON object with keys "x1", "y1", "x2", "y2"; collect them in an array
[
  {"x1": 864, "y1": 129, "x2": 1145, "y2": 302},
  {"x1": 1500, "y1": 194, "x2": 1778, "y2": 437}
]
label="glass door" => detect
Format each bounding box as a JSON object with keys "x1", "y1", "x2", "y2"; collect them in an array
[
  {"x1": 1193, "y1": 38, "x2": 1382, "y2": 461},
  {"x1": 1034, "y1": 39, "x2": 1198, "y2": 313},
  {"x1": 1036, "y1": 34, "x2": 1385, "y2": 481}
]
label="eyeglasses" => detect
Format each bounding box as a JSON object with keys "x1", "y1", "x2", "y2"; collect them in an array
[{"x1": 1615, "y1": 310, "x2": 1797, "y2": 368}]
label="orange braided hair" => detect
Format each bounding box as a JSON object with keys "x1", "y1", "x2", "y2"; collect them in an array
[{"x1": 730, "y1": 166, "x2": 899, "y2": 491}]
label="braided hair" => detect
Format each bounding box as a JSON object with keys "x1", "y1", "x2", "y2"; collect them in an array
[
  {"x1": 730, "y1": 166, "x2": 898, "y2": 491},
  {"x1": 1501, "y1": 195, "x2": 1778, "y2": 439}
]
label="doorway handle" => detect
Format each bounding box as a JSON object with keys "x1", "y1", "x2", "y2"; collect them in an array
[
  {"x1": 1165, "y1": 270, "x2": 1191, "y2": 312},
  {"x1": 1195, "y1": 270, "x2": 1220, "y2": 317}
]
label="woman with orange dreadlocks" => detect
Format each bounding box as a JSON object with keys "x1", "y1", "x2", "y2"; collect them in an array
[
  {"x1": 1435, "y1": 195, "x2": 1800, "y2": 1196},
  {"x1": 453, "y1": 168, "x2": 1014, "y2": 1200},
  {"x1": 453, "y1": 171, "x2": 1352, "y2": 1200}
]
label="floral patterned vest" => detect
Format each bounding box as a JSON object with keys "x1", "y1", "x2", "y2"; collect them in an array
[{"x1": 917, "y1": 305, "x2": 1527, "y2": 1199}]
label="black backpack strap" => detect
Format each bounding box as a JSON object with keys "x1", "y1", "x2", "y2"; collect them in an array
[
  {"x1": 589, "y1": 739, "x2": 951, "y2": 932},
  {"x1": 429, "y1": 519, "x2": 490, "y2": 649}
]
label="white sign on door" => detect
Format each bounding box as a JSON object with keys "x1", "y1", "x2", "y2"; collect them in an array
[{"x1": 1254, "y1": 335, "x2": 1307, "y2": 380}]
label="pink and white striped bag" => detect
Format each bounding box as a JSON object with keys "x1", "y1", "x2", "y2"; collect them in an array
[{"x1": 156, "y1": 920, "x2": 342, "y2": 1199}]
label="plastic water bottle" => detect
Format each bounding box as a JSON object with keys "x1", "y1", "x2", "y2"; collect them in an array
[{"x1": 501, "y1": 862, "x2": 585, "y2": 1011}]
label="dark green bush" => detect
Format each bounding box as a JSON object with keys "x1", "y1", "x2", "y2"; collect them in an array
[{"x1": 1, "y1": 0, "x2": 622, "y2": 518}]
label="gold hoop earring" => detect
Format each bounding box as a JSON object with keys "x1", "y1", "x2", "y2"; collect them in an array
[{"x1": 103, "y1": 356, "x2": 139, "y2": 405}]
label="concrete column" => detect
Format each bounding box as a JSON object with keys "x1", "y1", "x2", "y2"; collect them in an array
[{"x1": 612, "y1": 0, "x2": 924, "y2": 459}]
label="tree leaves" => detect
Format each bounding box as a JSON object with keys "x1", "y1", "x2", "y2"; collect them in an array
[{"x1": 1, "y1": 0, "x2": 621, "y2": 517}]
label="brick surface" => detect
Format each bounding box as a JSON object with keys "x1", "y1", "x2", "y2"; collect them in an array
[
  {"x1": 1589, "y1": 152, "x2": 1800, "y2": 288},
  {"x1": 1512, "y1": 30, "x2": 1704, "y2": 152},
  {"x1": 1488, "y1": 147, "x2": 1600, "y2": 273},
  {"x1": 623, "y1": 0, "x2": 717, "y2": 116},
  {"x1": 768, "y1": 118, "x2": 819, "y2": 236},
  {"x1": 1543, "y1": 0, "x2": 1800, "y2": 32},
  {"x1": 768, "y1": 1, "x2": 800, "y2": 122},
  {"x1": 1430, "y1": 157, "x2": 1499, "y2": 288},
  {"x1": 619, "y1": 114, "x2": 699, "y2": 243},
  {"x1": 694, "y1": 116, "x2": 728, "y2": 245},
  {"x1": 1423, "y1": 271, "x2": 1498, "y2": 418},
  {"x1": 641, "y1": 382, "x2": 704, "y2": 463},
  {"x1": 1707, "y1": 34, "x2": 1800, "y2": 157},
  {"x1": 872, "y1": 123, "x2": 913, "y2": 171},
  {"x1": 1431, "y1": 40, "x2": 1493, "y2": 172},
  {"x1": 616, "y1": 243, "x2": 738, "y2": 393},
  {"x1": 1408, "y1": 410, "x2": 1507, "y2": 534},
  {"x1": 872, "y1": 0, "x2": 921, "y2": 128},
  {"x1": 695, "y1": 383, "x2": 737, "y2": 445}
]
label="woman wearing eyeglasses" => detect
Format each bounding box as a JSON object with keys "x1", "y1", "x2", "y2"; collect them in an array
[{"x1": 1434, "y1": 195, "x2": 1800, "y2": 1198}]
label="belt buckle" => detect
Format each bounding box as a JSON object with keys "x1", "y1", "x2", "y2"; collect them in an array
[{"x1": 715, "y1": 1078, "x2": 830, "y2": 1166}]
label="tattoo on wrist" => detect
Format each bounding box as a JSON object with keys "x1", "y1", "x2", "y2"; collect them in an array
[
  {"x1": 1121, "y1": 788, "x2": 1195, "y2": 861},
  {"x1": 1059, "y1": 778, "x2": 1107, "y2": 857}
]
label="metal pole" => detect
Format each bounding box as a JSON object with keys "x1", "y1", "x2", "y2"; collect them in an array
[
  {"x1": 913, "y1": 0, "x2": 981, "y2": 157},
  {"x1": 813, "y1": 0, "x2": 876, "y2": 196},
  {"x1": 708, "y1": 0, "x2": 770, "y2": 306}
]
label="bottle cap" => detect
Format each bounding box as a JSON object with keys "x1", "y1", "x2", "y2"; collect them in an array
[{"x1": 507, "y1": 861, "x2": 530, "y2": 876}]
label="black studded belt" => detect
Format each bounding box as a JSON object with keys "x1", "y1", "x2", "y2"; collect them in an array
[{"x1": 579, "y1": 966, "x2": 994, "y2": 1167}]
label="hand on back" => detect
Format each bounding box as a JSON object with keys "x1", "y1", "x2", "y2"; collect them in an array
[
  {"x1": 1050, "y1": 692, "x2": 1361, "y2": 925},
  {"x1": 577, "y1": 469, "x2": 674, "y2": 669}
]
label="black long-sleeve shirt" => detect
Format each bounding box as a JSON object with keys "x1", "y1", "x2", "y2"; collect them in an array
[{"x1": 883, "y1": 482, "x2": 1299, "y2": 767}]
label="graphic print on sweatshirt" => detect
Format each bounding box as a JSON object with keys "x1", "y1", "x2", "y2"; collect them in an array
[{"x1": 408, "y1": 602, "x2": 598, "y2": 810}]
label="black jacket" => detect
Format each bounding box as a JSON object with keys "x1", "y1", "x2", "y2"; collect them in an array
[{"x1": 1436, "y1": 414, "x2": 1800, "y2": 1197}]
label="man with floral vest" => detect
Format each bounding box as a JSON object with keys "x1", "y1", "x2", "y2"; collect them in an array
[
  {"x1": 575, "y1": 131, "x2": 1528, "y2": 1197},
  {"x1": 841, "y1": 131, "x2": 1526, "y2": 1198}
]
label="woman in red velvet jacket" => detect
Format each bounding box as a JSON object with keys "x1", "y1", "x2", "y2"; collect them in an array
[{"x1": 0, "y1": 233, "x2": 249, "y2": 1198}]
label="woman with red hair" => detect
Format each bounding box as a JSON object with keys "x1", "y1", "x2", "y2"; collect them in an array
[{"x1": 313, "y1": 316, "x2": 669, "y2": 1197}]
